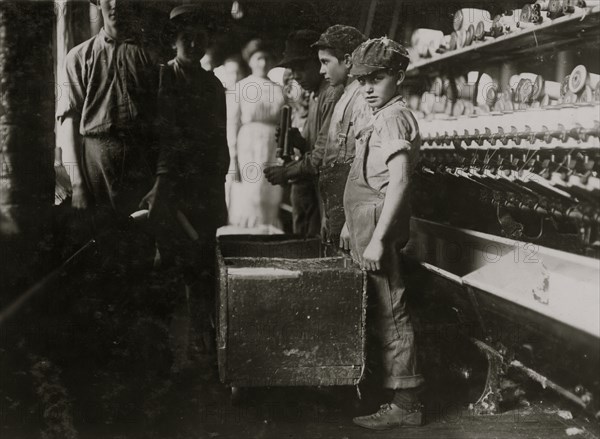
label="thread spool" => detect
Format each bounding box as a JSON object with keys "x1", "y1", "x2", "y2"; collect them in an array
[
  {"x1": 560, "y1": 74, "x2": 571, "y2": 97},
  {"x1": 520, "y1": 72, "x2": 540, "y2": 83},
  {"x1": 569, "y1": 65, "x2": 600, "y2": 94},
  {"x1": 484, "y1": 86, "x2": 499, "y2": 107},
  {"x1": 408, "y1": 95, "x2": 421, "y2": 111},
  {"x1": 474, "y1": 20, "x2": 493, "y2": 40},
  {"x1": 527, "y1": 2, "x2": 546, "y2": 24},
  {"x1": 516, "y1": 78, "x2": 534, "y2": 103},
  {"x1": 543, "y1": 80, "x2": 562, "y2": 100},
  {"x1": 452, "y1": 30, "x2": 467, "y2": 49},
  {"x1": 537, "y1": 0, "x2": 551, "y2": 11},
  {"x1": 456, "y1": 76, "x2": 477, "y2": 101},
  {"x1": 512, "y1": 8, "x2": 523, "y2": 24},
  {"x1": 439, "y1": 34, "x2": 454, "y2": 52},
  {"x1": 431, "y1": 77, "x2": 444, "y2": 96},
  {"x1": 444, "y1": 32, "x2": 457, "y2": 50},
  {"x1": 510, "y1": 73, "x2": 541, "y2": 95},
  {"x1": 467, "y1": 71, "x2": 480, "y2": 83},
  {"x1": 463, "y1": 100, "x2": 475, "y2": 116},
  {"x1": 490, "y1": 16, "x2": 507, "y2": 37},
  {"x1": 516, "y1": 20, "x2": 541, "y2": 30},
  {"x1": 460, "y1": 83, "x2": 478, "y2": 101},
  {"x1": 520, "y1": 4, "x2": 534, "y2": 22},
  {"x1": 525, "y1": 74, "x2": 545, "y2": 101},
  {"x1": 477, "y1": 73, "x2": 499, "y2": 106},
  {"x1": 547, "y1": 0, "x2": 564, "y2": 18},
  {"x1": 444, "y1": 99, "x2": 455, "y2": 115},
  {"x1": 453, "y1": 8, "x2": 492, "y2": 31},
  {"x1": 578, "y1": 85, "x2": 594, "y2": 103},
  {"x1": 456, "y1": 30, "x2": 467, "y2": 49},
  {"x1": 433, "y1": 95, "x2": 448, "y2": 113},
  {"x1": 411, "y1": 28, "x2": 444, "y2": 58},
  {"x1": 446, "y1": 78, "x2": 458, "y2": 102},
  {"x1": 453, "y1": 9, "x2": 465, "y2": 31},
  {"x1": 509, "y1": 74, "x2": 522, "y2": 91},
  {"x1": 421, "y1": 92, "x2": 436, "y2": 115},
  {"x1": 426, "y1": 39, "x2": 442, "y2": 57},
  {"x1": 453, "y1": 99, "x2": 466, "y2": 117},
  {"x1": 563, "y1": 91, "x2": 578, "y2": 104},
  {"x1": 496, "y1": 14, "x2": 515, "y2": 33},
  {"x1": 465, "y1": 24, "x2": 475, "y2": 45}
]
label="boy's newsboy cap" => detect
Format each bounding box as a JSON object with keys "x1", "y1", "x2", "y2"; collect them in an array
[{"x1": 350, "y1": 37, "x2": 411, "y2": 77}]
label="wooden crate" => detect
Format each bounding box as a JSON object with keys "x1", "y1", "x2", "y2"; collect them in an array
[{"x1": 216, "y1": 235, "x2": 366, "y2": 388}]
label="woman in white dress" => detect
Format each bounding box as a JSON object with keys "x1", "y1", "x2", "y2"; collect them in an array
[{"x1": 227, "y1": 39, "x2": 285, "y2": 231}]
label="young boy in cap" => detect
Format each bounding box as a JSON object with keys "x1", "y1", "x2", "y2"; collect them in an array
[
  {"x1": 265, "y1": 25, "x2": 370, "y2": 245},
  {"x1": 263, "y1": 30, "x2": 343, "y2": 237},
  {"x1": 157, "y1": 5, "x2": 230, "y2": 355},
  {"x1": 341, "y1": 37, "x2": 424, "y2": 430}
]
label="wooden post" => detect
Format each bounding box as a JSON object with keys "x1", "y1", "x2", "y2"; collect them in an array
[
  {"x1": 357, "y1": 0, "x2": 370, "y2": 34},
  {"x1": 388, "y1": 0, "x2": 402, "y2": 40},
  {"x1": 0, "y1": 1, "x2": 55, "y2": 288},
  {"x1": 555, "y1": 50, "x2": 574, "y2": 83},
  {"x1": 500, "y1": 61, "x2": 518, "y2": 92},
  {"x1": 364, "y1": 0, "x2": 378, "y2": 37}
]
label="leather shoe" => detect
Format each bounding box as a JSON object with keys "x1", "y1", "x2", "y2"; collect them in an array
[{"x1": 352, "y1": 403, "x2": 423, "y2": 430}]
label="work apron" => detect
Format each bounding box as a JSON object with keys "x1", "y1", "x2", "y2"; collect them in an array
[
  {"x1": 291, "y1": 179, "x2": 321, "y2": 237},
  {"x1": 318, "y1": 90, "x2": 361, "y2": 245},
  {"x1": 319, "y1": 162, "x2": 351, "y2": 244},
  {"x1": 343, "y1": 126, "x2": 424, "y2": 390}
]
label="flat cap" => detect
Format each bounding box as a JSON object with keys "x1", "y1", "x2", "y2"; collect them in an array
[
  {"x1": 276, "y1": 30, "x2": 320, "y2": 68},
  {"x1": 312, "y1": 25, "x2": 366, "y2": 57},
  {"x1": 350, "y1": 37, "x2": 410, "y2": 77}
]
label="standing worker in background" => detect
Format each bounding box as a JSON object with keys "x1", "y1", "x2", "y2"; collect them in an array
[
  {"x1": 156, "y1": 5, "x2": 230, "y2": 355},
  {"x1": 341, "y1": 37, "x2": 424, "y2": 430},
  {"x1": 227, "y1": 39, "x2": 285, "y2": 232},
  {"x1": 264, "y1": 30, "x2": 343, "y2": 237},
  {"x1": 57, "y1": 0, "x2": 166, "y2": 262},
  {"x1": 264, "y1": 25, "x2": 370, "y2": 245}
]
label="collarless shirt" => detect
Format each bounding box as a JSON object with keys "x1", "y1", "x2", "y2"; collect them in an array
[
  {"x1": 302, "y1": 79, "x2": 343, "y2": 153},
  {"x1": 298, "y1": 78, "x2": 370, "y2": 175},
  {"x1": 322, "y1": 79, "x2": 371, "y2": 166},
  {"x1": 56, "y1": 28, "x2": 159, "y2": 136},
  {"x1": 358, "y1": 95, "x2": 421, "y2": 192}
]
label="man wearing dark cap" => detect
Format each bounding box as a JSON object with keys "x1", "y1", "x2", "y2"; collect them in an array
[
  {"x1": 265, "y1": 25, "x2": 370, "y2": 245},
  {"x1": 263, "y1": 30, "x2": 343, "y2": 237},
  {"x1": 341, "y1": 37, "x2": 424, "y2": 430}
]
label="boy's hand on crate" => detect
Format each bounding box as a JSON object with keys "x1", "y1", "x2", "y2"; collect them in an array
[
  {"x1": 362, "y1": 238, "x2": 384, "y2": 272},
  {"x1": 339, "y1": 222, "x2": 351, "y2": 251}
]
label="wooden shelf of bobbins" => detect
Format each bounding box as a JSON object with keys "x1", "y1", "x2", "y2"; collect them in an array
[{"x1": 407, "y1": 5, "x2": 600, "y2": 78}]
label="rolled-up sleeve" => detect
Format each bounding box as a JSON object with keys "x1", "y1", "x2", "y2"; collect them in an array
[
  {"x1": 377, "y1": 113, "x2": 417, "y2": 165},
  {"x1": 56, "y1": 50, "x2": 85, "y2": 122}
]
